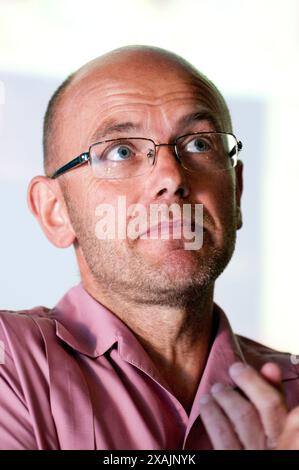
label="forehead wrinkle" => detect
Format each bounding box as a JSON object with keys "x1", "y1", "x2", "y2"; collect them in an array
[
  {"x1": 62, "y1": 68, "x2": 225, "y2": 126},
  {"x1": 85, "y1": 87, "x2": 221, "y2": 126},
  {"x1": 80, "y1": 89, "x2": 201, "y2": 110},
  {"x1": 89, "y1": 110, "x2": 219, "y2": 148},
  {"x1": 61, "y1": 73, "x2": 229, "y2": 152},
  {"x1": 66, "y1": 71, "x2": 220, "y2": 108},
  {"x1": 85, "y1": 96, "x2": 220, "y2": 144}
]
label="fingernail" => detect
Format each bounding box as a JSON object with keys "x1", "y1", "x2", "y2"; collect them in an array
[
  {"x1": 266, "y1": 437, "x2": 277, "y2": 450},
  {"x1": 211, "y1": 383, "x2": 225, "y2": 394},
  {"x1": 229, "y1": 362, "x2": 247, "y2": 377},
  {"x1": 199, "y1": 394, "x2": 211, "y2": 405}
]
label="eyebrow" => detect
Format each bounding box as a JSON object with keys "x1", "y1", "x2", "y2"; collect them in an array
[
  {"x1": 177, "y1": 111, "x2": 220, "y2": 132},
  {"x1": 90, "y1": 121, "x2": 141, "y2": 143},
  {"x1": 90, "y1": 110, "x2": 220, "y2": 144}
]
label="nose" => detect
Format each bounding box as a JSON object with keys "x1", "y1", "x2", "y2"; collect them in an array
[{"x1": 147, "y1": 144, "x2": 190, "y2": 201}]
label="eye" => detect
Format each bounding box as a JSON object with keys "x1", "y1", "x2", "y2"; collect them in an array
[
  {"x1": 104, "y1": 144, "x2": 134, "y2": 161},
  {"x1": 185, "y1": 136, "x2": 211, "y2": 153}
]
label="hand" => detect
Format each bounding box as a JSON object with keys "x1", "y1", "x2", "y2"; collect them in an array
[
  {"x1": 276, "y1": 407, "x2": 299, "y2": 449},
  {"x1": 199, "y1": 362, "x2": 288, "y2": 449}
]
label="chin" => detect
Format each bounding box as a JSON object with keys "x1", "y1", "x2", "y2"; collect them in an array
[
  {"x1": 139, "y1": 237, "x2": 202, "y2": 258},
  {"x1": 155, "y1": 247, "x2": 206, "y2": 280}
]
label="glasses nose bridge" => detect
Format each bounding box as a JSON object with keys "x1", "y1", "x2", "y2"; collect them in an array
[{"x1": 154, "y1": 142, "x2": 180, "y2": 161}]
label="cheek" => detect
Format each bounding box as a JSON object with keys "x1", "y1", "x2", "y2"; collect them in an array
[
  {"x1": 61, "y1": 176, "x2": 98, "y2": 236},
  {"x1": 87, "y1": 179, "x2": 143, "y2": 239},
  {"x1": 192, "y1": 172, "x2": 236, "y2": 223},
  {"x1": 90, "y1": 180, "x2": 141, "y2": 212},
  {"x1": 214, "y1": 175, "x2": 236, "y2": 207},
  {"x1": 212, "y1": 178, "x2": 237, "y2": 230}
]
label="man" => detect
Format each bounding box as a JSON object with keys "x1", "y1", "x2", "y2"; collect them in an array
[{"x1": 0, "y1": 45, "x2": 298, "y2": 450}]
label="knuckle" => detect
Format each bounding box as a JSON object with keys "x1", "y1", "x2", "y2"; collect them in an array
[
  {"x1": 237, "y1": 402, "x2": 256, "y2": 422},
  {"x1": 261, "y1": 391, "x2": 284, "y2": 412}
]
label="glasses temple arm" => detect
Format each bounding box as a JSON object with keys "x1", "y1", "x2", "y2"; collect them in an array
[
  {"x1": 228, "y1": 140, "x2": 243, "y2": 158},
  {"x1": 50, "y1": 153, "x2": 90, "y2": 179}
]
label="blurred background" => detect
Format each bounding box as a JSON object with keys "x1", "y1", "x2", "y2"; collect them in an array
[{"x1": 0, "y1": 0, "x2": 298, "y2": 352}]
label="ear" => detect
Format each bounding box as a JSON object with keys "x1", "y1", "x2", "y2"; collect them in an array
[
  {"x1": 27, "y1": 175, "x2": 76, "y2": 248},
  {"x1": 234, "y1": 160, "x2": 243, "y2": 230}
]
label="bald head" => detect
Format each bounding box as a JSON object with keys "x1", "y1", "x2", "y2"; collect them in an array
[{"x1": 43, "y1": 45, "x2": 232, "y2": 176}]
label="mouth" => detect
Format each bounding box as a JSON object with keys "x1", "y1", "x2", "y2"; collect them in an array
[{"x1": 139, "y1": 219, "x2": 204, "y2": 239}]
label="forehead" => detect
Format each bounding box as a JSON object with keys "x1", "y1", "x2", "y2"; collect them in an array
[
  {"x1": 59, "y1": 64, "x2": 228, "y2": 152},
  {"x1": 69, "y1": 65, "x2": 221, "y2": 112}
]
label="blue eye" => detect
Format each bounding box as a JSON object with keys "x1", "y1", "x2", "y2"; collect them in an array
[
  {"x1": 185, "y1": 137, "x2": 211, "y2": 153},
  {"x1": 105, "y1": 145, "x2": 133, "y2": 161}
]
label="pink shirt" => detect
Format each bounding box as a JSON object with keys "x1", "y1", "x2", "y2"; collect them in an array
[{"x1": 1, "y1": 283, "x2": 299, "y2": 450}]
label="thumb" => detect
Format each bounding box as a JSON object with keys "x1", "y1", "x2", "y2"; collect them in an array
[{"x1": 260, "y1": 362, "x2": 284, "y2": 394}]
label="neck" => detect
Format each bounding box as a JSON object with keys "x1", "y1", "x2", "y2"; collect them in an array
[{"x1": 82, "y1": 275, "x2": 215, "y2": 414}]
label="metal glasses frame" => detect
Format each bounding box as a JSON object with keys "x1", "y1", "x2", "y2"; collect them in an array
[{"x1": 49, "y1": 132, "x2": 243, "y2": 179}]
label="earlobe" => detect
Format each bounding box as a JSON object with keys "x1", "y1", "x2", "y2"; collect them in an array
[
  {"x1": 27, "y1": 175, "x2": 76, "y2": 248},
  {"x1": 236, "y1": 206, "x2": 243, "y2": 230}
]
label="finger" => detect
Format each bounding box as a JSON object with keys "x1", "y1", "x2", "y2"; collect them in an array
[
  {"x1": 260, "y1": 362, "x2": 283, "y2": 390},
  {"x1": 199, "y1": 393, "x2": 242, "y2": 450},
  {"x1": 229, "y1": 362, "x2": 288, "y2": 445},
  {"x1": 210, "y1": 383, "x2": 266, "y2": 449},
  {"x1": 277, "y1": 406, "x2": 299, "y2": 450}
]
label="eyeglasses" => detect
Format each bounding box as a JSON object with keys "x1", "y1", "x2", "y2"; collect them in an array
[{"x1": 50, "y1": 132, "x2": 242, "y2": 180}]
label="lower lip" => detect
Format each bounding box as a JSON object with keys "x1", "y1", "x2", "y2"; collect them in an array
[{"x1": 143, "y1": 222, "x2": 202, "y2": 239}]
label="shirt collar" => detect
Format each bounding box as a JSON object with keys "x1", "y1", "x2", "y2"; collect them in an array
[
  {"x1": 53, "y1": 282, "x2": 135, "y2": 358},
  {"x1": 52, "y1": 283, "x2": 244, "y2": 374},
  {"x1": 52, "y1": 283, "x2": 173, "y2": 385},
  {"x1": 196, "y1": 303, "x2": 246, "y2": 395}
]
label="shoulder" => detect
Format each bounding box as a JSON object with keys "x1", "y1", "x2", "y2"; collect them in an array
[
  {"x1": 0, "y1": 306, "x2": 57, "y2": 358},
  {"x1": 0, "y1": 306, "x2": 55, "y2": 335},
  {"x1": 0, "y1": 308, "x2": 61, "y2": 449}
]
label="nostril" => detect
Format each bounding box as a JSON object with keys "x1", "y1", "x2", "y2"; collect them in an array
[
  {"x1": 175, "y1": 187, "x2": 187, "y2": 198},
  {"x1": 156, "y1": 186, "x2": 188, "y2": 199},
  {"x1": 157, "y1": 188, "x2": 167, "y2": 197}
]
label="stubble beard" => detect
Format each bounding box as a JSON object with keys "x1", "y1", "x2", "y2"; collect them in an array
[{"x1": 67, "y1": 202, "x2": 237, "y2": 309}]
